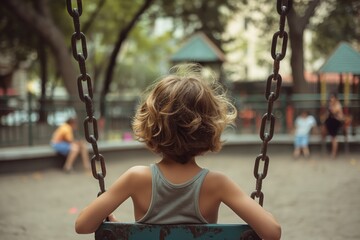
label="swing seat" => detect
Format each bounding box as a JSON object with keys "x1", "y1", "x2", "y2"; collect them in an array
[{"x1": 95, "y1": 222, "x2": 260, "y2": 240}]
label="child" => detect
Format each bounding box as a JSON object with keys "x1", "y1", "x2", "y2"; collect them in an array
[
  {"x1": 75, "y1": 64, "x2": 281, "y2": 240},
  {"x1": 293, "y1": 110, "x2": 317, "y2": 158},
  {"x1": 51, "y1": 117, "x2": 90, "y2": 172}
]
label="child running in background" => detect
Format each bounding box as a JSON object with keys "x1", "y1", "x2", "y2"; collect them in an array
[
  {"x1": 75, "y1": 64, "x2": 281, "y2": 240},
  {"x1": 293, "y1": 110, "x2": 317, "y2": 159}
]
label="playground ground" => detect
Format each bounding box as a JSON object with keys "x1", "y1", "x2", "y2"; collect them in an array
[{"x1": 0, "y1": 146, "x2": 359, "y2": 240}]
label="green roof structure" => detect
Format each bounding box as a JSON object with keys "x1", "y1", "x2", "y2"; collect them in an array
[
  {"x1": 318, "y1": 42, "x2": 360, "y2": 74},
  {"x1": 171, "y1": 32, "x2": 225, "y2": 63}
]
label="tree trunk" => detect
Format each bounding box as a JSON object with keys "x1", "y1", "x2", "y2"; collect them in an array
[
  {"x1": 100, "y1": 0, "x2": 154, "y2": 117},
  {"x1": 288, "y1": 27, "x2": 307, "y2": 93},
  {"x1": 287, "y1": 0, "x2": 321, "y2": 94},
  {"x1": 2, "y1": 0, "x2": 78, "y2": 100},
  {"x1": 38, "y1": 36, "x2": 48, "y2": 123}
]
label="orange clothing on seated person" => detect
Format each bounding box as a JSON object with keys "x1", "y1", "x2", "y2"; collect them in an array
[
  {"x1": 51, "y1": 122, "x2": 74, "y2": 143},
  {"x1": 50, "y1": 118, "x2": 90, "y2": 171}
]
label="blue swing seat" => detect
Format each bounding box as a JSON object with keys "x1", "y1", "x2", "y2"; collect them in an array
[{"x1": 95, "y1": 222, "x2": 260, "y2": 240}]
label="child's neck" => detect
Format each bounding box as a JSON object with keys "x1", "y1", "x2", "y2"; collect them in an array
[{"x1": 161, "y1": 155, "x2": 196, "y2": 165}]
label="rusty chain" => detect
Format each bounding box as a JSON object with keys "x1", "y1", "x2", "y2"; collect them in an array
[
  {"x1": 66, "y1": 0, "x2": 290, "y2": 211},
  {"x1": 66, "y1": 0, "x2": 107, "y2": 197},
  {"x1": 250, "y1": 0, "x2": 292, "y2": 207}
]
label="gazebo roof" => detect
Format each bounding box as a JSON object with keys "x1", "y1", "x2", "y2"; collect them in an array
[
  {"x1": 171, "y1": 32, "x2": 225, "y2": 63},
  {"x1": 318, "y1": 42, "x2": 360, "y2": 74}
]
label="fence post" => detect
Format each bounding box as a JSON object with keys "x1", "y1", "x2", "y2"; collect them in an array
[
  {"x1": 280, "y1": 94, "x2": 287, "y2": 133},
  {"x1": 27, "y1": 92, "x2": 33, "y2": 146}
]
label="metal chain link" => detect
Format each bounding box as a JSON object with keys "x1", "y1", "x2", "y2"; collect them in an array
[
  {"x1": 250, "y1": 0, "x2": 292, "y2": 206},
  {"x1": 66, "y1": 0, "x2": 291, "y2": 209},
  {"x1": 66, "y1": 0, "x2": 107, "y2": 197}
]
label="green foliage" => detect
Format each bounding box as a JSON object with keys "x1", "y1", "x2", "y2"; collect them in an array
[
  {"x1": 81, "y1": 0, "x2": 152, "y2": 45},
  {"x1": 1, "y1": 0, "x2": 250, "y2": 97},
  {"x1": 87, "y1": 0, "x2": 244, "y2": 94},
  {"x1": 311, "y1": 0, "x2": 360, "y2": 60},
  {"x1": 233, "y1": 0, "x2": 282, "y2": 68},
  {"x1": 152, "y1": 0, "x2": 242, "y2": 50},
  {"x1": 109, "y1": 23, "x2": 176, "y2": 94},
  {"x1": 0, "y1": 3, "x2": 36, "y2": 63},
  {"x1": 80, "y1": 0, "x2": 176, "y2": 94}
]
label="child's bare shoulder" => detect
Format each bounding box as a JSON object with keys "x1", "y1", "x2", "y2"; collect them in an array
[
  {"x1": 204, "y1": 170, "x2": 233, "y2": 187},
  {"x1": 126, "y1": 165, "x2": 151, "y2": 177},
  {"x1": 118, "y1": 165, "x2": 152, "y2": 188}
]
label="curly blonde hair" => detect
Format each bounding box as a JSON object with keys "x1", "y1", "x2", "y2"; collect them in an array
[{"x1": 132, "y1": 64, "x2": 237, "y2": 163}]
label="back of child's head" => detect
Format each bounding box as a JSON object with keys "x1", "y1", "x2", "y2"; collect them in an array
[
  {"x1": 132, "y1": 63, "x2": 237, "y2": 164},
  {"x1": 66, "y1": 117, "x2": 76, "y2": 125}
]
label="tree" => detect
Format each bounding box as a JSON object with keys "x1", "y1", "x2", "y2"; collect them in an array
[
  {"x1": 1, "y1": 0, "x2": 156, "y2": 119},
  {"x1": 99, "y1": 0, "x2": 155, "y2": 116},
  {"x1": 287, "y1": 0, "x2": 321, "y2": 93},
  {"x1": 92, "y1": 0, "x2": 241, "y2": 115},
  {"x1": 0, "y1": 2, "x2": 37, "y2": 95},
  {"x1": 2, "y1": 0, "x2": 260, "y2": 114},
  {"x1": 2, "y1": 0, "x2": 79, "y2": 99},
  {"x1": 153, "y1": 0, "x2": 241, "y2": 51},
  {"x1": 237, "y1": 0, "x2": 324, "y2": 93},
  {"x1": 310, "y1": 0, "x2": 360, "y2": 60}
]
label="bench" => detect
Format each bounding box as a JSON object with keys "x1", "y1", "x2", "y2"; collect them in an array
[
  {"x1": 0, "y1": 141, "x2": 145, "y2": 174},
  {"x1": 0, "y1": 145, "x2": 65, "y2": 173},
  {"x1": 1, "y1": 134, "x2": 359, "y2": 174}
]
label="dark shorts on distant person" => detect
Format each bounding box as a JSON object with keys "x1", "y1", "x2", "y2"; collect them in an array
[
  {"x1": 325, "y1": 116, "x2": 342, "y2": 137},
  {"x1": 51, "y1": 141, "x2": 71, "y2": 156}
]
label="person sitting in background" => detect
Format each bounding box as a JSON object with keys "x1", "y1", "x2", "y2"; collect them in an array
[{"x1": 51, "y1": 117, "x2": 90, "y2": 172}]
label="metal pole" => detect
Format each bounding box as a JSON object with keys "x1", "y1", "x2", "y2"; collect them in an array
[{"x1": 27, "y1": 92, "x2": 33, "y2": 146}]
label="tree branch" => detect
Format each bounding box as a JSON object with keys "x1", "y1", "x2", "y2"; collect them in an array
[
  {"x1": 100, "y1": 0, "x2": 155, "y2": 116},
  {"x1": 2, "y1": 0, "x2": 78, "y2": 97},
  {"x1": 82, "y1": 0, "x2": 106, "y2": 34},
  {"x1": 300, "y1": 0, "x2": 321, "y2": 29},
  {"x1": 2, "y1": 0, "x2": 63, "y2": 52},
  {"x1": 288, "y1": 0, "x2": 321, "y2": 33}
]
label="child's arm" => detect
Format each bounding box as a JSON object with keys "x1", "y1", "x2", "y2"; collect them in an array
[
  {"x1": 107, "y1": 213, "x2": 118, "y2": 222},
  {"x1": 218, "y1": 174, "x2": 281, "y2": 240},
  {"x1": 75, "y1": 167, "x2": 142, "y2": 234}
]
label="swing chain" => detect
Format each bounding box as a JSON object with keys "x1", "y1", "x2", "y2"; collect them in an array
[
  {"x1": 251, "y1": 0, "x2": 292, "y2": 206},
  {"x1": 66, "y1": 0, "x2": 290, "y2": 208},
  {"x1": 66, "y1": 0, "x2": 107, "y2": 196}
]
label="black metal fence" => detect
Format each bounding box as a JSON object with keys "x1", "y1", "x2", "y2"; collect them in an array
[{"x1": 1, "y1": 93, "x2": 359, "y2": 148}]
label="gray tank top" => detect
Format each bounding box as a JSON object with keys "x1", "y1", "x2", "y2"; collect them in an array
[{"x1": 136, "y1": 164, "x2": 209, "y2": 224}]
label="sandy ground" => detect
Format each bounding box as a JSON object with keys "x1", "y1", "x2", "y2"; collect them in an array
[{"x1": 0, "y1": 147, "x2": 360, "y2": 240}]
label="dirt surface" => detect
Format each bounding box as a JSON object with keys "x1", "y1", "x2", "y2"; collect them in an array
[{"x1": 1, "y1": 147, "x2": 360, "y2": 240}]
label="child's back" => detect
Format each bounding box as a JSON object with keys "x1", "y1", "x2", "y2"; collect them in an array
[{"x1": 75, "y1": 64, "x2": 281, "y2": 240}]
